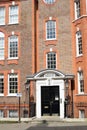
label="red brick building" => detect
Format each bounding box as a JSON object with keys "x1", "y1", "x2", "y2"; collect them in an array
[{"x1": 0, "y1": 0, "x2": 87, "y2": 119}]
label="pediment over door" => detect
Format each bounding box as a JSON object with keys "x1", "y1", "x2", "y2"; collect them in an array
[
  {"x1": 27, "y1": 69, "x2": 74, "y2": 81},
  {"x1": 34, "y1": 69, "x2": 65, "y2": 79}
]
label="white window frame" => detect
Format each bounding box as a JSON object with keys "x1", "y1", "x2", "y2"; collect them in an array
[
  {"x1": 8, "y1": 35, "x2": 18, "y2": 59},
  {"x1": 74, "y1": 0, "x2": 81, "y2": 19},
  {"x1": 44, "y1": 0, "x2": 55, "y2": 4},
  {"x1": 9, "y1": 5, "x2": 19, "y2": 24},
  {"x1": 46, "y1": 20, "x2": 56, "y2": 40},
  {"x1": 0, "y1": 75, "x2": 4, "y2": 96},
  {"x1": 79, "y1": 110, "x2": 85, "y2": 118},
  {"x1": 78, "y1": 71, "x2": 84, "y2": 94},
  {"x1": 0, "y1": 32, "x2": 5, "y2": 60},
  {"x1": 8, "y1": 74, "x2": 18, "y2": 96},
  {"x1": 8, "y1": 110, "x2": 18, "y2": 118},
  {"x1": 46, "y1": 52, "x2": 57, "y2": 69},
  {"x1": 0, "y1": 7, "x2": 5, "y2": 25},
  {"x1": 76, "y1": 31, "x2": 82, "y2": 57}
]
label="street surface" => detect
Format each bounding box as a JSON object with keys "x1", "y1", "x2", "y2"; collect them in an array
[
  {"x1": 0, "y1": 122, "x2": 87, "y2": 130},
  {"x1": 28, "y1": 126, "x2": 87, "y2": 130}
]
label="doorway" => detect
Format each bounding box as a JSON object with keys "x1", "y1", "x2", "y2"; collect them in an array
[{"x1": 41, "y1": 86, "x2": 60, "y2": 116}]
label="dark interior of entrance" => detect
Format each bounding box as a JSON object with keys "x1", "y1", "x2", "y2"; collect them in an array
[{"x1": 41, "y1": 86, "x2": 60, "y2": 116}]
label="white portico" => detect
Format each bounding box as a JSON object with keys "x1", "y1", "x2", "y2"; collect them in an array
[{"x1": 27, "y1": 69, "x2": 74, "y2": 118}]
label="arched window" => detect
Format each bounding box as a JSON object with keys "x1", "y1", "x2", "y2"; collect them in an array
[
  {"x1": 46, "y1": 52, "x2": 56, "y2": 69},
  {"x1": 0, "y1": 32, "x2": 5, "y2": 60},
  {"x1": 8, "y1": 35, "x2": 18, "y2": 59}
]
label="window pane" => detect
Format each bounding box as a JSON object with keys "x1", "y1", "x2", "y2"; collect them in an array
[
  {"x1": 75, "y1": 0, "x2": 80, "y2": 19},
  {"x1": 46, "y1": 21, "x2": 56, "y2": 40},
  {"x1": 47, "y1": 52, "x2": 56, "y2": 69},
  {"x1": 0, "y1": 7, "x2": 5, "y2": 25},
  {"x1": 9, "y1": 110, "x2": 18, "y2": 118},
  {"x1": 0, "y1": 33, "x2": 4, "y2": 59},
  {"x1": 78, "y1": 71, "x2": 84, "y2": 93},
  {"x1": 76, "y1": 31, "x2": 82, "y2": 56},
  {"x1": 44, "y1": 0, "x2": 55, "y2": 4},
  {"x1": 9, "y1": 35, "x2": 18, "y2": 58},
  {"x1": 9, "y1": 74, "x2": 18, "y2": 94},
  {"x1": 0, "y1": 110, "x2": 4, "y2": 117},
  {"x1": 79, "y1": 110, "x2": 85, "y2": 118},
  {"x1": 9, "y1": 5, "x2": 18, "y2": 24}
]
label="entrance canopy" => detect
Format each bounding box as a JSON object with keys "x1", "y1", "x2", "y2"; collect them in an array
[{"x1": 26, "y1": 69, "x2": 74, "y2": 81}]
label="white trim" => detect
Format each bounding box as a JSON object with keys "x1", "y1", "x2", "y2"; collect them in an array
[
  {"x1": 8, "y1": 74, "x2": 18, "y2": 95},
  {"x1": 72, "y1": 15, "x2": 87, "y2": 23},
  {"x1": 36, "y1": 79, "x2": 65, "y2": 118},
  {"x1": 0, "y1": 7, "x2": 5, "y2": 25},
  {"x1": 76, "y1": 31, "x2": 82, "y2": 57},
  {"x1": 46, "y1": 20, "x2": 56, "y2": 40},
  {"x1": 34, "y1": 69, "x2": 65, "y2": 79},
  {"x1": 9, "y1": 5, "x2": 19, "y2": 24},
  {"x1": 74, "y1": 2, "x2": 77, "y2": 19},
  {"x1": 77, "y1": 72, "x2": 84, "y2": 94}
]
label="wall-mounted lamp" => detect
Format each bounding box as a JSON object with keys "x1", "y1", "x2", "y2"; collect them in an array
[{"x1": 65, "y1": 79, "x2": 69, "y2": 88}]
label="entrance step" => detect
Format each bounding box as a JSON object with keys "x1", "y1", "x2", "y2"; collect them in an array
[{"x1": 29, "y1": 116, "x2": 64, "y2": 124}]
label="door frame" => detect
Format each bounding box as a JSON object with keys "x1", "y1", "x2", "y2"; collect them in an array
[
  {"x1": 41, "y1": 86, "x2": 60, "y2": 116},
  {"x1": 36, "y1": 79, "x2": 65, "y2": 118}
]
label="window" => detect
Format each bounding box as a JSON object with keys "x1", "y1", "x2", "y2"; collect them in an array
[
  {"x1": 78, "y1": 71, "x2": 84, "y2": 94},
  {"x1": 0, "y1": 75, "x2": 4, "y2": 94},
  {"x1": 0, "y1": 32, "x2": 4, "y2": 60},
  {"x1": 44, "y1": 0, "x2": 55, "y2": 4},
  {"x1": 74, "y1": 0, "x2": 80, "y2": 19},
  {"x1": 76, "y1": 31, "x2": 82, "y2": 56},
  {"x1": 8, "y1": 110, "x2": 18, "y2": 118},
  {"x1": 9, "y1": 5, "x2": 18, "y2": 24},
  {"x1": 46, "y1": 20, "x2": 56, "y2": 40},
  {"x1": 8, "y1": 35, "x2": 18, "y2": 59},
  {"x1": 8, "y1": 74, "x2": 18, "y2": 95},
  {"x1": 47, "y1": 52, "x2": 56, "y2": 69},
  {"x1": 0, "y1": 7, "x2": 5, "y2": 25},
  {"x1": 0, "y1": 110, "x2": 4, "y2": 117},
  {"x1": 79, "y1": 110, "x2": 85, "y2": 118}
]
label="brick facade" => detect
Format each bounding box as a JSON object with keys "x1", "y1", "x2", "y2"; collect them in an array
[{"x1": 0, "y1": 0, "x2": 87, "y2": 118}]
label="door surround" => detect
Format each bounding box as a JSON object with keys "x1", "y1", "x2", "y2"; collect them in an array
[
  {"x1": 36, "y1": 78, "x2": 64, "y2": 118},
  {"x1": 26, "y1": 69, "x2": 74, "y2": 118}
]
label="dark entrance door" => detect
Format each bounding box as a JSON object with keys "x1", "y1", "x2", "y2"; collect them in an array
[{"x1": 41, "y1": 86, "x2": 60, "y2": 116}]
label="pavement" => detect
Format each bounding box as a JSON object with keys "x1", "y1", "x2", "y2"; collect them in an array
[
  {"x1": 0, "y1": 116, "x2": 87, "y2": 130},
  {"x1": 0, "y1": 116, "x2": 87, "y2": 124}
]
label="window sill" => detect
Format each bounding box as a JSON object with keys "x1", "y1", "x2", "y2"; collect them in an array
[
  {"x1": 76, "y1": 93, "x2": 87, "y2": 96},
  {"x1": 0, "y1": 24, "x2": 5, "y2": 26},
  {"x1": 72, "y1": 15, "x2": 87, "y2": 23},
  {"x1": 8, "y1": 57, "x2": 18, "y2": 60},
  {"x1": 76, "y1": 54, "x2": 83, "y2": 58},
  {"x1": 8, "y1": 22, "x2": 19, "y2": 25},
  {"x1": 0, "y1": 94, "x2": 4, "y2": 96},
  {"x1": 7, "y1": 94, "x2": 17, "y2": 97}
]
